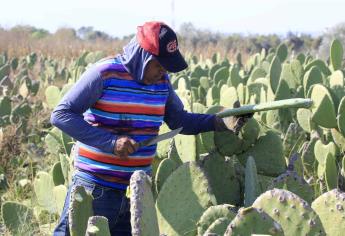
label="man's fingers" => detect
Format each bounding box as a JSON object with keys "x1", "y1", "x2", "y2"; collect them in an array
[
  {"x1": 126, "y1": 139, "x2": 136, "y2": 154},
  {"x1": 117, "y1": 149, "x2": 129, "y2": 160},
  {"x1": 233, "y1": 100, "x2": 241, "y2": 108}
]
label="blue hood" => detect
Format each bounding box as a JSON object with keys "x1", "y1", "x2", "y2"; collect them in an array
[{"x1": 118, "y1": 37, "x2": 154, "y2": 83}]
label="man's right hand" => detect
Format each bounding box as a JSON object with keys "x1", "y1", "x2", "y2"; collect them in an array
[{"x1": 113, "y1": 136, "x2": 137, "y2": 160}]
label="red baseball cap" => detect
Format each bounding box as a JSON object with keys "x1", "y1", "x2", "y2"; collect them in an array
[{"x1": 136, "y1": 21, "x2": 188, "y2": 73}]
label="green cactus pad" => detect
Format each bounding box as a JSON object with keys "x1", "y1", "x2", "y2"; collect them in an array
[
  {"x1": 156, "y1": 123, "x2": 172, "y2": 159},
  {"x1": 33, "y1": 171, "x2": 57, "y2": 213},
  {"x1": 303, "y1": 66, "x2": 323, "y2": 97},
  {"x1": 200, "y1": 76, "x2": 210, "y2": 90},
  {"x1": 59, "y1": 153, "x2": 71, "y2": 184},
  {"x1": 214, "y1": 66, "x2": 229, "y2": 85},
  {"x1": 329, "y1": 70, "x2": 345, "y2": 101},
  {"x1": 220, "y1": 86, "x2": 238, "y2": 108},
  {"x1": 225, "y1": 207, "x2": 283, "y2": 236},
  {"x1": 258, "y1": 174, "x2": 275, "y2": 192},
  {"x1": 1, "y1": 201, "x2": 35, "y2": 234},
  {"x1": 86, "y1": 216, "x2": 111, "y2": 236},
  {"x1": 156, "y1": 162, "x2": 217, "y2": 236},
  {"x1": 155, "y1": 158, "x2": 179, "y2": 193},
  {"x1": 199, "y1": 152, "x2": 242, "y2": 205},
  {"x1": 214, "y1": 130, "x2": 243, "y2": 156},
  {"x1": 276, "y1": 43, "x2": 288, "y2": 62},
  {"x1": 0, "y1": 96, "x2": 11, "y2": 117},
  {"x1": 283, "y1": 123, "x2": 305, "y2": 158},
  {"x1": 337, "y1": 97, "x2": 345, "y2": 137},
  {"x1": 45, "y1": 85, "x2": 61, "y2": 109},
  {"x1": 325, "y1": 153, "x2": 338, "y2": 191},
  {"x1": 314, "y1": 140, "x2": 338, "y2": 179},
  {"x1": 174, "y1": 133, "x2": 197, "y2": 162},
  {"x1": 274, "y1": 78, "x2": 291, "y2": 101},
  {"x1": 130, "y1": 171, "x2": 160, "y2": 236},
  {"x1": 304, "y1": 59, "x2": 331, "y2": 77},
  {"x1": 200, "y1": 105, "x2": 221, "y2": 153},
  {"x1": 297, "y1": 108, "x2": 313, "y2": 133},
  {"x1": 244, "y1": 156, "x2": 260, "y2": 207},
  {"x1": 310, "y1": 84, "x2": 337, "y2": 128},
  {"x1": 268, "y1": 171, "x2": 314, "y2": 203},
  {"x1": 69, "y1": 185, "x2": 94, "y2": 236},
  {"x1": 216, "y1": 98, "x2": 312, "y2": 118},
  {"x1": 249, "y1": 67, "x2": 267, "y2": 82},
  {"x1": 301, "y1": 138, "x2": 318, "y2": 177},
  {"x1": 252, "y1": 189, "x2": 325, "y2": 235},
  {"x1": 311, "y1": 189, "x2": 345, "y2": 236},
  {"x1": 45, "y1": 127, "x2": 63, "y2": 155},
  {"x1": 50, "y1": 162, "x2": 65, "y2": 186},
  {"x1": 290, "y1": 59, "x2": 304, "y2": 84},
  {"x1": 53, "y1": 185, "x2": 68, "y2": 216},
  {"x1": 237, "y1": 131, "x2": 286, "y2": 176},
  {"x1": 61, "y1": 131, "x2": 74, "y2": 157},
  {"x1": 331, "y1": 128, "x2": 345, "y2": 152},
  {"x1": 330, "y1": 39, "x2": 344, "y2": 71},
  {"x1": 228, "y1": 65, "x2": 242, "y2": 88},
  {"x1": 239, "y1": 118, "x2": 260, "y2": 151},
  {"x1": 205, "y1": 217, "x2": 231, "y2": 235},
  {"x1": 269, "y1": 56, "x2": 282, "y2": 93},
  {"x1": 197, "y1": 204, "x2": 236, "y2": 236}
]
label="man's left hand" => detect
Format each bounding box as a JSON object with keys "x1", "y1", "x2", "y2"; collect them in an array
[{"x1": 214, "y1": 101, "x2": 254, "y2": 135}]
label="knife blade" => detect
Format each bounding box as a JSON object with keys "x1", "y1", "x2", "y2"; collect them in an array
[{"x1": 135, "y1": 127, "x2": 183, "y2": 150}]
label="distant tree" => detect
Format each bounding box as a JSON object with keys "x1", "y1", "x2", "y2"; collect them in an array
[
  {"x1": 54, "y1": 27, "x2": 78, "y2": 40},
  {"x1": 31, "y1": 29, "x2": 50, "y2": 39},
  {"x1": 77, "y1": 26, "x2": 112, "y2": 41}
]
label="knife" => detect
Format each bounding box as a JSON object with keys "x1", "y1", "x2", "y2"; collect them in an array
[{"x1": 134, "y1": 127, "x2": 183, "y2": 150}]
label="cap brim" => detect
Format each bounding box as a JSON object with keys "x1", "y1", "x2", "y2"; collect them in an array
[{"x1": 156, "y1": 50, "x2": 188, "y2": 73}]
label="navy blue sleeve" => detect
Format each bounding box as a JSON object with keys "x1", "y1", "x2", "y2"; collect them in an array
[
  {"x1": 164, "y1": 81, "x2": 216, "y2": 134},
  {"x1": 50, "y1": 66, "x2": 117, "y2": 153}
]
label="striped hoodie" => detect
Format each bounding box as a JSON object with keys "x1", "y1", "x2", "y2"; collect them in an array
[{"x1": 50, "y1": 37, "x2": 217, "y2": 190}]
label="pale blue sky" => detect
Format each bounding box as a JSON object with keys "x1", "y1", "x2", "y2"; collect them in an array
[{"x1": 1, "y1": 0, "x2": 344, "y2": 37}]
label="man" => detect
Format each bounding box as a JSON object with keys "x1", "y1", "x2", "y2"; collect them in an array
[{"x1": 51, "y1": 21, "x2": 251, "y2": 235}]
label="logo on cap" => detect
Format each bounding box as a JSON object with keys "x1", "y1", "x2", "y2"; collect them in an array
[{"x1": 167, "y1": 40, "x2": 178, "y2": 53}]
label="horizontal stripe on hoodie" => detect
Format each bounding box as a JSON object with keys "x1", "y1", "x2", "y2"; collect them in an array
[{"x1": 77, "y1": 59, "x2": 168, "y2": 189}]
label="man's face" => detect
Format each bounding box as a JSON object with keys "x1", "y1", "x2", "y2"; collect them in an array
[{"x1": 142, "y1": 59, "x2": 167, "y2": 85}]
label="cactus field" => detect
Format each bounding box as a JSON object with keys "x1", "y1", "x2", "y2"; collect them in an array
[{"x1": 1, "y1": 39, "x2": 345, "y2": 235}]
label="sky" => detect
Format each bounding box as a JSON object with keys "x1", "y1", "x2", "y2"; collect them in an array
[{"x1": 0, "y1": 0, "x2": 344, "y2": 37}]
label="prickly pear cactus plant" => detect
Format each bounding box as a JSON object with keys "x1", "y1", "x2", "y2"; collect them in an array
[
  {"x1": 325, "y1": 153, "x2": 338, "y2": 191},
  {"x1": 310, "y1": 84, "x2": 337, "y2": 128},
  {"x1": 330, "y1": 39, "x2": 344, "y2": 71},
  {"x1": 156, "y1": 162, "x2": 217, "y2": 236},
  {"x1": 50, "y1": 161, "x2": 65, "y2": 186},
  {"x1": 130, "y1": 170, "x2": 159, "y2": 236},
  {"x1": 199, "y1": 151, "x2": 242, "y2": 205},
  {"x1": 252, "y1": 189, "x2": 325, "y2": 235},
  {"x1": 69, "y1": 185, "x2": 94, "y2": 236},
  {"x1": 225, "y1": 207, "x2": 284, "y2": 236},
  {"x1": 311, "y1": 189, "x2": 345, "y2": 236},
  {"x1": 237, "y1": 131, "x2": 286, "y2": 176},
  {"x1": 204, "y1": 217, "x2": 231, "y2": 235},
  {"x1": 244, "y1": 156, "x2": 260, "y2": 207},
  {"x1": 154, "y1": 158, "x2": 179, "y2": 193},
  {"x1": 1, "y1": 201, "x2": 35, "y2": 234},
  {"x1": 268, "y1": 170, "x2": 315, "y2": 204},
  {"x1": 337, "y1": 96, "x2": 345, "y2": 137},
  {"x1": 85, "y1": 216, "x2": 111, "y2": 236},
  {"x1": 33, "y1": 171, "x2": 57, "y2": 213},
  {"x1": 156, "y1": 123, "x2": 172, "y2": 159},
  {"x1": 45, "y1": 85, "x2": 61, "y2": 109},
  {"x1": 196, "y1": 204, "x2": 236, "y2": 236}
]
